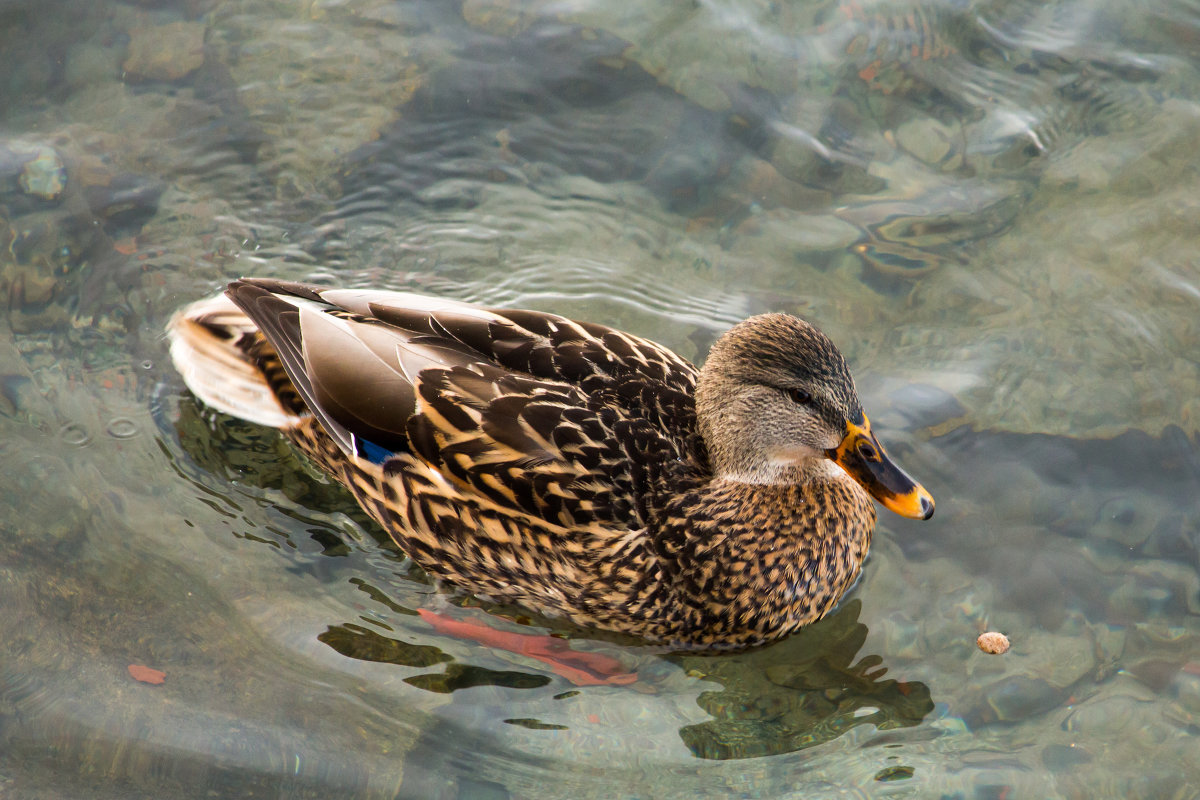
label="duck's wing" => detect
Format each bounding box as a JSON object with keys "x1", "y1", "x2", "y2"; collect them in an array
[
  {"x1": 226, "y1": 279, "x2": 486, "y2": 457},
  {"x1": 229, "y1": 278, "x2": 707, "y2": 529},
  {"x1": 406, "y1": 360, "x2": 704, "y2": 529}
]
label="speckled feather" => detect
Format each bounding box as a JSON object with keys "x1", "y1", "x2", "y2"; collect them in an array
[{"x1": 170, "y1": 278, "x2": 885, "y2": 649}]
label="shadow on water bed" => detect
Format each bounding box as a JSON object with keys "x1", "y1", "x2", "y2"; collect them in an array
[{"x1": 333, "y1": 20, "x2": 775, "y2": 222}]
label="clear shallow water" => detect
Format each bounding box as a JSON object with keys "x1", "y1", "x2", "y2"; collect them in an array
[{"x1": 1, "y1": 0, "x2": 1199, "y2": 797}]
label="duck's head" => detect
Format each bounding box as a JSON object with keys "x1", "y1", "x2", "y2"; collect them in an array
[{"x1": 695, "y1": 313, "x2": 934, "y2": 520}]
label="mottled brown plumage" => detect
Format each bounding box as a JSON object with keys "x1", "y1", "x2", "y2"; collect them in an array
[{"x1": 168, "y1": 278, "x2": 933, "y2": 648}]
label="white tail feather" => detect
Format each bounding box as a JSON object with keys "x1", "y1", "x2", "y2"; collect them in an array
[{"x1": 167, "y1": 294, "x2": 304, "y2": 429}]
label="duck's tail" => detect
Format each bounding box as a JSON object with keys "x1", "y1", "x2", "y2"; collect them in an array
[{"x1": 166, "y1": 293, "x2": 306, "y2": 429}]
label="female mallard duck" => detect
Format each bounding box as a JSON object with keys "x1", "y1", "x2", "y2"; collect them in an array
[{"x1": 168, "y1": 278, "x2": 933, "y2": 648}]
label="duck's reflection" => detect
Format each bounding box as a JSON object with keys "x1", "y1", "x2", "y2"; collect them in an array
[
  {"x1": 669, "y1": 600, "x2": 933, "y2": 760},
  {"x1": 319, "y1": 591, "x2": 931, "y2": 760},
  {"x1": 319, "y1": 621, "x2": 553, "y2": 692}
]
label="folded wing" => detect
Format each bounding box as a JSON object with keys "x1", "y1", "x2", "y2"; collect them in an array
[{"x1": 225, "y1": 278, "x2": 708, "y2": 531}]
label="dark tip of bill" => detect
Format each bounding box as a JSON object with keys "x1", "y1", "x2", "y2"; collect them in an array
[{"x1": 920, "y1": 496, "x2": 935, "y2": 520}]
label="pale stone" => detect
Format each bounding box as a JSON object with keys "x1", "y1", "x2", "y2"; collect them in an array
[
  {"x1": 123, "y1": 21, "x2": 206, "y2": 82},
  {"x1": 977, "y1": 631, "x2": 1011, "y2": 655}
]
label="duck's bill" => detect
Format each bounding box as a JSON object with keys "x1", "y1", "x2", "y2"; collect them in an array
[{"x1": 828, "y1": 417, "x2": 935, "y2": 520}]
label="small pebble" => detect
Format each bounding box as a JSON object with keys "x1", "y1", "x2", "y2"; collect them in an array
[{"x1": 977, "y1": 631, "x2": 1011, "y2": 655}]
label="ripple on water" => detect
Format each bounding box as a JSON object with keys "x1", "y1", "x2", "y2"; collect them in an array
[
  {"x1": 465, "y1": 259, "x2": 751, "y2": 332},
  {"x1": 105, "y1": 416, "x2": 139, "y2": 439},
  {"x1": 58, "y1": 422, "x2": 90, "y2": 447},
  {"x1": 0, "y1": 665, "x2": 61, "y2": 723}
]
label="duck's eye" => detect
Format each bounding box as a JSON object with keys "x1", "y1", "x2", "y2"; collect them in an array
[{"x1": 785, "y1": 387, "x2": 813, "y2": 405}]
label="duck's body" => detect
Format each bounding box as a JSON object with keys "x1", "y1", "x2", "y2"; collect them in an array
[{"x1": 169, "y1": 278, "x2": 932, "y2": 648}]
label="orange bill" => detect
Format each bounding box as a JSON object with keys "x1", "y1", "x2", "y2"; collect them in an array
[{"x1": 827, "y1": 416, "x2": 934, "y2": 520}]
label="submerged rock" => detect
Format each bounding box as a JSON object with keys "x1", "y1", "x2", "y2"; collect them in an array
[
  {"x1": 1, "y1": 140, "x2": 68, "y2": 204},
  {"x1": 977, "y1": 631, "x2": 1011, "y2": 655},
  {"x1": 0, "y1": 132, "x2": 164, "y2": 333},
  {"x1": 123, "y1": 21, "x2": 207, "y2": 82}
]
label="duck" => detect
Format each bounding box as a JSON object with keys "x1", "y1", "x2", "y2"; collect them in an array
[{"x1": 167, "y1": 278, "x2": 934, "y2": 649}]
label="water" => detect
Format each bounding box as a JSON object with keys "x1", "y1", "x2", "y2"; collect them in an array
[{"x1": 1, "y1": 0, "x2": 1199, "y2": 796}]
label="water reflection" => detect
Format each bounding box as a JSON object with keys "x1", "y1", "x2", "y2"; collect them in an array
[
  {"x1": 674, "y1": 600, "x2": 934, "y2": 760},
  {"x1": 173, "y1": 394, "x2": 384, "y2": 538},
  {"x1": 318, "y1": 581, "x2": 934, "y2": 759}
]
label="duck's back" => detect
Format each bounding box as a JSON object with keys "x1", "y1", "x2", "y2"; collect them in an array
[{"x1": 169, "y1": 279, "x2": 714, "y2": 595}]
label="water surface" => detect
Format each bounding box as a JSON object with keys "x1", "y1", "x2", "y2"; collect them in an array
[{"x1": 1, "y1": 0, "x2": 1199, "y2": 797}]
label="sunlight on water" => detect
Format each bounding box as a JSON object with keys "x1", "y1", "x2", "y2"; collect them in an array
[{"x1": 1, "y1": 0, "x2": 1199, "y2": 797}]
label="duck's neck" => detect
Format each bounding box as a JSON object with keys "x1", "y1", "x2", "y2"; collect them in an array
[{"x1": 715, "y1": 455, "x2": 846, "y2": 487}]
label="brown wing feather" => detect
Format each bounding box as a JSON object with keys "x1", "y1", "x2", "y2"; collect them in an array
[
  {"x1": 229, "y1": 280, "x2": 483, "y2": 456},
  {"x1": 404, "y1": 362, "x2": 703, "y2": 531},
  {"x1": 230, "y1": 279, "x2": 708, "y2": 530},
  {"x1": 225, "y1": 280, "x2": 358, "y2": 451}
]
